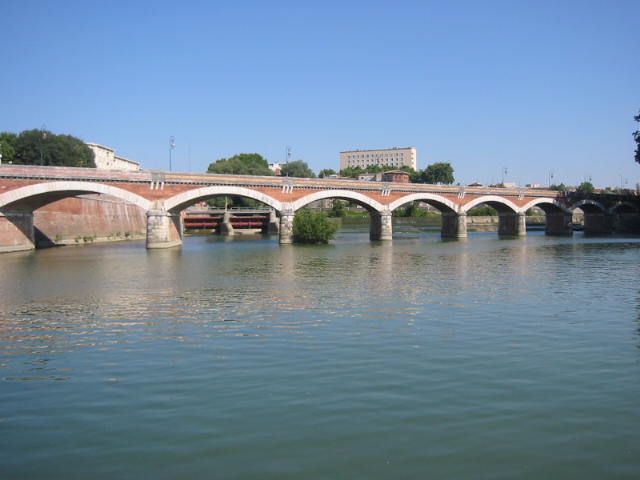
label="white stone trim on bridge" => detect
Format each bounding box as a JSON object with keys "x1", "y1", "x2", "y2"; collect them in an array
[
  {"x1": 164, "y1": 186, "x2": 284, "y2": 213},
  {"x1": 608, "y1": 201, "x2": 639, "y2": 214},
  {"x1": 520, "y1": 197, "x2": 572, "y2": 214},
  {"x1": 568, "y1": 199, "x2": 607, "y2": 213},
  {"x1": 0, "y1": 181, "x2": 152, "y2": 211},
  {"x1": 461, "y1": 195, "x2": 522, "y2": 214},
  {"x1": 291, "y1": 190, "x2": 385, "y2": 213},
  {"x1": 387, "y1": 193, "x2": 460, "y2": 214}
]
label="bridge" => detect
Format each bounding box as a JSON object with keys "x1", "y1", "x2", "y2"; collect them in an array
[{"x1": 0, "y1": 165, "x2": 637, "y2": 252}]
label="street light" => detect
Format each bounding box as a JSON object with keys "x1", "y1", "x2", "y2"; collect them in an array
[
  {"x1": 285, "y1": 145, "x2": 291, "y2": 176},
  {"x1": 40, "y1": 124, "x2": 47, "y2": 166},
  {"x1": 169, "y1": 136, "x2": 175, "y2": 171}
]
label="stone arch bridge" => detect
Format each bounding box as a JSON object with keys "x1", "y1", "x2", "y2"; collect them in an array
[{"x1": 0, "y1": 165, "x2": 637, "y2": 252}]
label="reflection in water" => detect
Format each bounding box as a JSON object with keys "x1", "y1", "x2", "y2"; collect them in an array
[{"x1": 1, "y1": 230, "x2": 639, "y2": 479}]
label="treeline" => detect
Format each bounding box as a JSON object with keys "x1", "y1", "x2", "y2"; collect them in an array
[
  {"x1": 0, "y1": 129, "x2": 95, "y2": 167},
  {"x1": 324, "y1": 162, "x2": 454, "y2": 184},
  {"x1": 207, "y1": 153, "x2": 455, "y2": 184}
]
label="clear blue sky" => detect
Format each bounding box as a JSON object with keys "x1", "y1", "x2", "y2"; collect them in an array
[{"x1": 2, "y1": 0, "x2": 638, "y2": 188}]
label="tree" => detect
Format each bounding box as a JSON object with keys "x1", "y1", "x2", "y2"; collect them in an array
[
  {"x1": 634, "y1": 110, "x2": 640, "y2": 164},
  {"x1": 207, "y1": 153, "x2": 273, "y2": 175},
  {"x1": 549, "y1": 183, "x2": 568, "y2": 192},
  {"x1": 318, "y1": 168, "x2": 336, "y2": 178},
  {"x1": 328, "y1": 200, "x2": 346, "y2": 218},
  {"x1": 280, "y1": 160, "x2": 316, "y2": 178},
  {"x1": 292, "y1": 208, "x2": 338, "y2": 244},
  {"x1": 0, "y1": 132, "x2": 17, "y2": 164},
  {"x1": 576, "y1": 181, "x2": 595, "y2": 194},
  {"x1": 422, "y1": 162, "x2": 454, "y2": 184},
  {"x1": 8, "y1": 128, "x2": 95, "y2": 167}
]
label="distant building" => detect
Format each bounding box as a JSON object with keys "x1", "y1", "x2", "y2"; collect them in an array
[
  {"x1": 268, "y1": 162, "x2": 284, "y2": 175},
  {"x1": 526, "y1": 183, "x2": 540, "y2": 188},
  {"x1": 340, "y1": 147, "x2": 417, "y2": 171},
  {"x1": 358, "y1": 173, "x2": 377, "y2": 181},
  {"x1": 468, "y1": 182, "x2": 483, "y2": 187},
  {"x1": 86, "y1": 143, "x2": 140, "y2": 171},
  {"x1": 382, "y1": 170, "x2": 410, "y2": 183}
]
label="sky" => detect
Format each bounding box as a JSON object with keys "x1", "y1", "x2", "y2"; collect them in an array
[{"x1": 2, "y1": 0, "x2": 639, "y2": 188}]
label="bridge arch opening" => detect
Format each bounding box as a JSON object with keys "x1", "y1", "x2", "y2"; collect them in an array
[
  {"x1": 608, "y1": 201, "x2": 639, "y2": 233},
  {"x1": 290, "y1": 190, "x2": 388, "y2": 241},
  {"x1": 0, "y1": 182, "x2": 152, "y2": 251},
  {"x1": 520, "y1": 198, "x2": 574, "y2": 236},
  {"x1": 163, "y1": 186, "x2": 284, "y2": 238}
]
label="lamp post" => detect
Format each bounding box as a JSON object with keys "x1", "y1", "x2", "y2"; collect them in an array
[
  {"x1": 169, "y1": 136, "x2": 175, "y2": 171},
  {"x1": 40, "y1": 124, "x2": 47, "y2": 166},
  {"x1": 285, "y1": 145, "x2": 291, "y2": 176}
]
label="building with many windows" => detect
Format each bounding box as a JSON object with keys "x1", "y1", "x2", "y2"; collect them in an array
[
  {"x1": 86, "y1": 143, "x2": 140, "y2": 171},
  {"x1": 340, "y1": 147, "x2": 417, "y2": 171}
]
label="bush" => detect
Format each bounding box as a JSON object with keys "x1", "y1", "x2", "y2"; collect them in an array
[
  {"x1": 292, "y1": 209, "x2": 338, "y2": 244},
  {"x1": 467, "y1": 205, "x2": 498, "y2": 216}
]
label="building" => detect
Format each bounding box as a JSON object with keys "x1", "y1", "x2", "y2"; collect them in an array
[
  {"x1": 86, "y1": 143, "x2": 140, "y2": 171},
  {"x1": 382, "y1": 170, "x2": 410, "y2": 183},
  {"x1": 268, "y1": 162, "x2": 284, "y2": 175},
  {"x1": 340, "y1": 147, "x2": 417, "y2": 171}
]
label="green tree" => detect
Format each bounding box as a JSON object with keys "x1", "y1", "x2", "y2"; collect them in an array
[
  {"x1": 422, "y1": 162, "x2": 454, "y2": 184},
  {"x1": 11, "y1": 129, "x2": 95, "y2": 167},
  {"x1": 0, "y1": 132, "x2": 18, "y2": 164},
  {"x1": 280, "y1": 160, "x2": 316, "y2": 178},
  {"x1": 207, "y1": 153, "x2": 273, "y2": 175},
  {"x1": 549, "y1": 183, "x2": 568, "y2": 192},
  {"x1": 328, "y1": 200, "x2": 346, "y2": 218},
  {"x1": 634, "y1": 110, "x2": 640, "y2": 164},
  {"x1": 292, "y1": 209, "x2": 338, "y2": 244},
  {"x1": 318, "y1": 168, "x2": 336, "y2": 178},
  {"x1": 576, "y1": 181, "x2": 595, "y2": 194}
]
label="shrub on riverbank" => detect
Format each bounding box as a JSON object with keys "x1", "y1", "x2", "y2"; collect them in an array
[{"x1": 293, "y1": 209, "x2": 338, "y2": 244}]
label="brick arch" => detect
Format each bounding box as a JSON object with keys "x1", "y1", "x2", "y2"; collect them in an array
[
  {"x1": 0, "y1": 181, "x2": 152, "y2": 211},
  {"x1": 521, "y1": 198, "x2": 572, "y2": 214},
  {"x1": 164, "y1": 186, "x2": 283, "y2": 213},
  {"x1": 291, "y1": 190, "x2": 385, "y2": 213},
  {"x1": 461, "y1": 195, "x2": 520, "y2": 214},
  {"x1": 388, "y1": 193, "x2": 459, "y2": 214},
  {"x1": 569, "y1": 199, "x2": 607, "y2": 213},
  {"x1": 608, "y1": 201, "x2": 638, "y2": 214}
]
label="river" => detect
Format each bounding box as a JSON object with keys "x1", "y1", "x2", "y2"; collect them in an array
[{"x1": 1, "y1": 225, "x2": 639, "y2": 479}]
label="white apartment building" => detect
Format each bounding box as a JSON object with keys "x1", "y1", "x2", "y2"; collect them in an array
[
  {"x1": 86, "y1": 143, "x2": 140, "y2": 171},
  {"x1": 340, "y1": 147, "x2": 417, "y2": 171}
]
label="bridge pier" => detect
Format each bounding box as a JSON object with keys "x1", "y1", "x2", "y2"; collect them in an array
[
  {"x1": 498, "y1": 212, "x2": 526, "y2": 237},
  {"x1": 546, "y1": 212, "x2": 573, "y2": 236},
  {"x1": 441, "y1": 212, "x2": 467, "y2": 238},
  {"x1": 266, "y1": 209, "x2": 280, "y2": 234},
  {"x1": 219, "y1": 211, "x2": 234, "y2": 236},
  {"x1": 583, "y1": 212, "x2": 613, "y2": 234},
  {"x1": 146, "y1": 209, "x2": 183, "y2": 249},
  {"x1": 370, "y1": 210, "x2": 392, "y2": 240},
  {"x1": 279, "y1": 210, "x2": 294, "y2": 244},
  {"x1": 0, "y1": 210, "x2": 35, "y2": 252}
]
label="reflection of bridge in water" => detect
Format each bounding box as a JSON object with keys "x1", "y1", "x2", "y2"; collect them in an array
[{"x1": 0, "y1": 165, "x2": 637, "y2": 252}]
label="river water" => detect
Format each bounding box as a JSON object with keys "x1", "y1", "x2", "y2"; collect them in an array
[{"x1": 1, "y1": 226, "x2": 639, "y2": 479}]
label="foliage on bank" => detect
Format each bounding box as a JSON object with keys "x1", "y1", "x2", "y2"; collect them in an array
[
  {"x1": 280, "y1": 160, "x2": 315, "y2": 178},
  {"x1": 292, "y1": 209, "x2": 338, "y2": 244},
  {"x1": 207, "y1": 153, "x2": 273, "y2": 175},
  {"x1": 338, "y1": 162, "x2": 455, "y2": 185},
  {"x1": 0, "y1": 129, "x2": 95, "y2": 167}
]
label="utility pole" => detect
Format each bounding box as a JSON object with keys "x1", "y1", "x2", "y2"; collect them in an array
[
  {"x1": 285, "y1": 145, "x2": 291, "y2": 176},
  {"x1": 169, "y1": 136, "x2": 175, "y2": 172}
]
